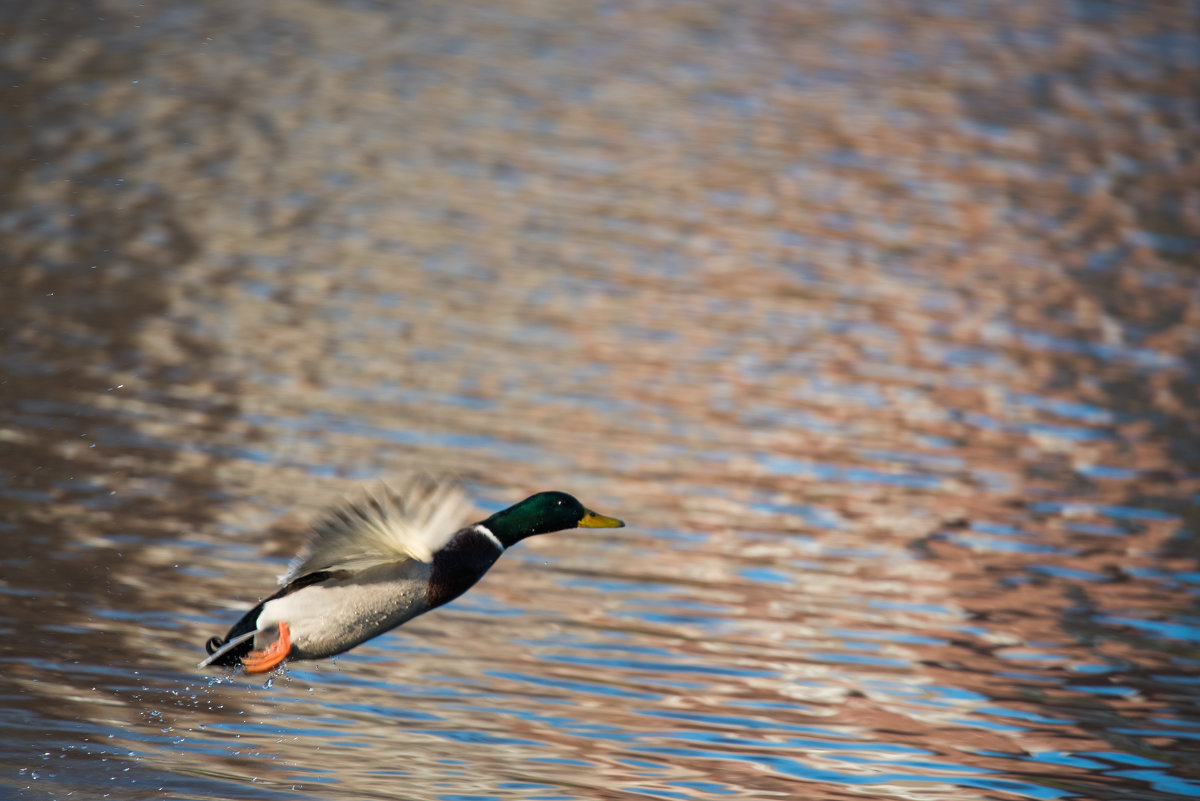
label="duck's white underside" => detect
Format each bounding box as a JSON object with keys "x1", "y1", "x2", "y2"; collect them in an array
[{"x1": 257, "y1": 559, "x2": 435, "y2": 659}]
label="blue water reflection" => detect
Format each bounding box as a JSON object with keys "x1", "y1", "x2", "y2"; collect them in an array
[{"x1": 6, "y1": 1, "x2": 1200, "y2": 800}]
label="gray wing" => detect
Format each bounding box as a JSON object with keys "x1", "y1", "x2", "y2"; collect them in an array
[{"x1": 281, "y1": 477, "x2": 475, "y2": 584}]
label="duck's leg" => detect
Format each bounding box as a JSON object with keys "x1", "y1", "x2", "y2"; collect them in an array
[{"x1": 241, "y1": 621, "x2": 292, "y2": 673}]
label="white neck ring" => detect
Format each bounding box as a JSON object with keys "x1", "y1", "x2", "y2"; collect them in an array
[{"x1": 474, "y1": 524, "x2": 505, "y2": 551}]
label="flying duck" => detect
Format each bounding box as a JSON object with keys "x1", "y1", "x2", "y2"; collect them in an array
[{"x1": 200, "y1": 479, "x2": 624, "y2": 673}]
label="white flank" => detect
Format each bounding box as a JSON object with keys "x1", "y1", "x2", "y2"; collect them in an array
[{"x1": 281, "y1": 476, "x2": 476, "y2": 584}]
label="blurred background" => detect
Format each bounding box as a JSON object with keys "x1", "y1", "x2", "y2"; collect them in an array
[{"x1": 3, "y1": 2, "x2": 1200, "y2": 799}]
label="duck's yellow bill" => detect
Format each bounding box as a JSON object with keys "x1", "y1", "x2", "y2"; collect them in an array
[{"x1": 578, "y1": 509, "x2": 625, "y2": 528}]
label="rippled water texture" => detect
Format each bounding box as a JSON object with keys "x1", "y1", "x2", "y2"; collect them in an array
[{"x1": 4, "y1": 2, "x2": 1200, "y2": 799}]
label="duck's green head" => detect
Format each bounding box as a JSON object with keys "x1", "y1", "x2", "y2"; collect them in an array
[{"x1": 482, "y1": 491, "x2": 624, "y2": 548}]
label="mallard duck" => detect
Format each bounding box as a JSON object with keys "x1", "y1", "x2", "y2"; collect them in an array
[{"x1": 199, "y1": 480, "x2": 623, "y2": 673}]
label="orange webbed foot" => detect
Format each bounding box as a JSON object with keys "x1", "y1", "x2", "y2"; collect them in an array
[{"x1": 242, "y1": 621, "x2": 292, "y2": 674}]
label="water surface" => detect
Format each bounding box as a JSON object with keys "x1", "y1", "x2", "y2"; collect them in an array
[{"x1": 3, "y1": 2, "x2": 1200, "y2": 799}]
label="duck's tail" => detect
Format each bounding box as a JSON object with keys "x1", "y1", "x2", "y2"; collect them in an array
[{"x1": 197, "y1": 630, "x2": 257, "y2": 669}]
